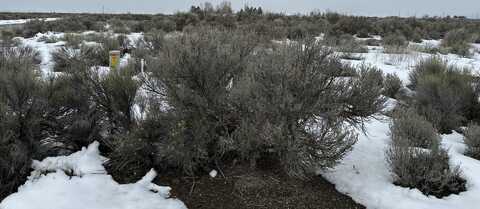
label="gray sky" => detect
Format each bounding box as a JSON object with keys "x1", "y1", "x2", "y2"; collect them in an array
[{"x1": 1, "y1": 0, "x2": 479, "y2": 18}]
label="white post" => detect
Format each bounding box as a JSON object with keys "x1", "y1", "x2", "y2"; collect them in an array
[{"x1": 140, "y1": 58, "x2": 145, "y2": 74}]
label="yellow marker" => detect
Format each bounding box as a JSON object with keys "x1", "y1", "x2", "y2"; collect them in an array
[{"x1": 109, "y1": 50, "x2": 120, "y2": 70}]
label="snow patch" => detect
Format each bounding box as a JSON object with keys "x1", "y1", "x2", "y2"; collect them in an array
[
  {"x1": 322, "y1": 116, "x2": 480, "y2": 209},
  {"x1": 0, "y1": 18, "x2": 58, "y2": 26},
  {"x1": 0, "y1": 142, "x2": 187, "y2": 209}
]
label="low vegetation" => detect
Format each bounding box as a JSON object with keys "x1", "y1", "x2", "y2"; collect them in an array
[
  {"x1": 387, "y1": 108, "x2": 466, "y2": 198},
  {"x1": 441, "y1": 28, "x2": 472, "y2": 57},
  {"x1": 390, "y1": 108, "x2": 439, "y2": 148},
  {"x1": 383, "y1": 73, "x2": 402, "y2": 98},
  {"x1": 383, "y1": 33, "x2": 408, "y2": 54},
  {"x1": 2, "y1": 2, "x2": 480, "y2": 202},
  {"x1": 464, "y1": 123, "x2": 480, "y2": 160}
]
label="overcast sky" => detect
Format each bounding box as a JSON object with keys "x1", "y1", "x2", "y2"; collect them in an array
[{"x1": 1, "y1": 0, "x2": 479, "y2": 18}]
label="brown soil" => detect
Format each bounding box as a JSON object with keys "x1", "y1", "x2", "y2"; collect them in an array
[{"x1": 156, "y1": 165, "x2": 366, "y2": 209}]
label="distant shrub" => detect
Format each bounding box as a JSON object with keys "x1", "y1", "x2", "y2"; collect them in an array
[
  {"x1": 383, "y1": 33, "x2": 407, "y2": 47},
  {"x1": 37, "y1": 35, "x2": 59, "y2": 43},
  {"x1": 287, "y1": 24, "x2": 309, "y2": 40},
  {"x1": 62, "y1": 33, "x2": 83, "y2": 48},
  {"x1": 383, "y1": 73, "x2": 402, "y2": 98},
  {"x1": 108, "y1": 18, "x2": 131, "y2": 34},
  {"x1": 410, "y1": 57, "x2": 478, "y2": 133},
  {"x1": 364, "y1": 38, "x2": 381, "y2": 46},
  {"x1": 328, "y1": 34, "x2": 368, "y2": 53},
  {"x1": 408, "y1": 57, "x2": 447, "y2": 89},
  {"x1": 383, "y1": 33, "x2": 408, "y2": 54},
  {"x1": 326, "y1": 34, "x2": 367, "y2": 60},
  {"x1": 149, "y1": 17, "x2": 176, "y2": 33},
  {"x1": 464, "y1": 123, "x2": 480, "y2": 160},
  {"x1": 47, "y1": 16, "x2": 88, "y2": 32},
  {"x1": 441, "y1": 29, "x2": 472, "y2": 57},
  {"x1": 390, "y1": 108, "x2": 439, "y2": 148},
  {"x1": 0, "y1": 29, "x2": 15, "y2": 47},
  {"x1": 414, "y1": 43, "x2": 441, "y2": 54},
  {"x1": 411, "y1": 30, "x2": 423, "y2": 43},
  {"x1": 144, "y1": 29, "x2": 166, "y2": 53},
  {"x1": 22, "y1": 19, "x2": 47, "y2": 37},
  {"x1": 356, "y1": 28, "x2": 370, "y2": 38}
]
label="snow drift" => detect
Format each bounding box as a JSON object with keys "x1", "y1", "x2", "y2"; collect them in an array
[{"x1": 0, "y1": 142, "x2": 187, "y2": 209}]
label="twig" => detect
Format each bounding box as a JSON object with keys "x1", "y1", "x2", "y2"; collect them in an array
[{"x1": 189, "y1": 178, "x2": 196, "y2": 196}]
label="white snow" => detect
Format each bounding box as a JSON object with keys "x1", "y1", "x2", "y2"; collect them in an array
[
  {"x1": 322, "y1": 115, "x2": 480, "y2": 209},
  {"x1": 16, "y1": 32, "x2": 66, "y2": 76},
  {"x1": 209, "y1": 170, "x2": 218, "y2": 178},
  {"x1": 0, "y1": 18, "x2": 58, "y2": 26},
  {"x1": 126, "y1": 33, "x2": 144, "y2": 44},
  {"x1": 342, "y1": 45, "x2": 480, "y2": 84},
  {"x1": 12, "y1": 31, "x2": 145, "y2": 76},
  {"x1": 31, "y1": 141, "x2": 107, "y2": 176},
  {"x1": 354, "y1": 34, "x2": 382, "y2": 41},
  {"x1": 0, "y1": 142, "x2": 187, "y2": 209}
]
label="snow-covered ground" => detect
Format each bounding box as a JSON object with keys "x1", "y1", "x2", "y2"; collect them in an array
[
  {"x1": 0, "y1": 142, "x2": 187, "y2": 209},
  {"x1": 342, "y1": 42, "x2": 480, "y2": 85},
  {"x1": 15, "y1": 31, "x2": 143, "y2": 76},
  {"x1": 322, "y1": 114, "x2": 480, "y2": 209},
  {"x1": 15, "y1": 31, "x2": 480, "y2": 83},
  {"x1": 15, "y1": 32, "x2": 66, "y2": 76},
  {"x1": 0, "y1": 18, "x2": 58, "y2": 26}
]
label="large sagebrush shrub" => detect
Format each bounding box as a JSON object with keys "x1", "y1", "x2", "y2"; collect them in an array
[
  {"x1": 232, "y1": 50, "x2": 384, "y2": 177},
  {"x1": 387, "y1": 108, "x2": 466, "y2": 198},
  {"x1": 143, "y1": 27, "x2": 384, "y2": 178},
  {"x1": 0, "y1": 47, "x2": 45, "y2": 199},
  {"x1": 464, "y1": 123, "x2": 480, "y2": 160},
  {"x1": 145, "y1": 28, "x2": 258, "y2": 174}
]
